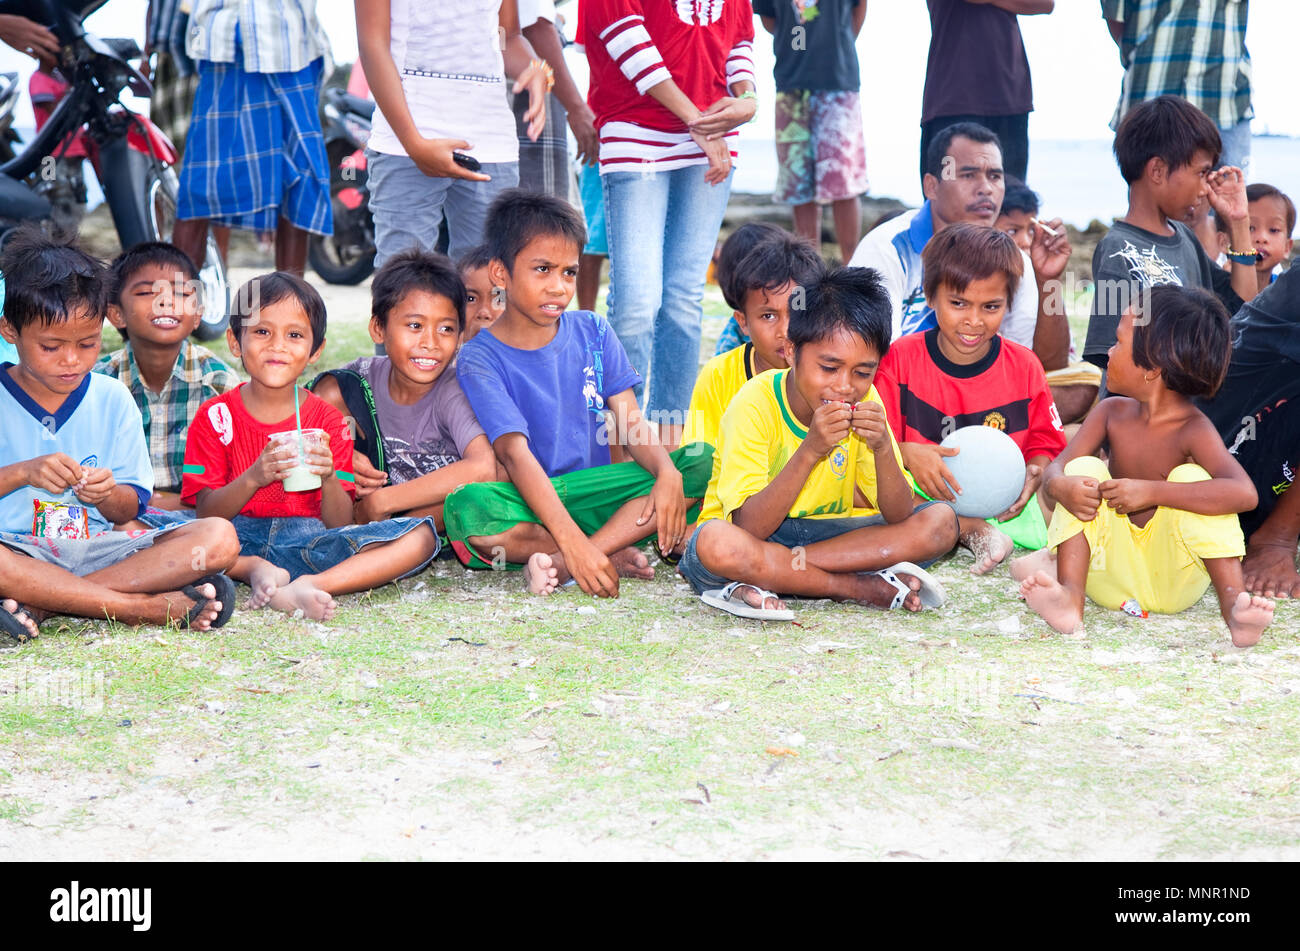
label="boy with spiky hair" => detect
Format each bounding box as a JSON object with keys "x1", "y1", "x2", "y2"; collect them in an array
[
  {"x1": 678, "y1": 266, "x2": 957, "y2": 622},
  {"x1": 445, "y1": 189, "x2": 712, "y2": 597},
  {"x1": 0, "y1": 230, "x2": 239, "y2": 640}
]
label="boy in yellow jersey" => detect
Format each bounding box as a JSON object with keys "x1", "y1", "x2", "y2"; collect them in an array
[
  {"x1": 683, "y1": 231, "x2": 824, "y2": 450},
  {"x1": 677, "y1": 267, "x2": 959, "y2": 621}
]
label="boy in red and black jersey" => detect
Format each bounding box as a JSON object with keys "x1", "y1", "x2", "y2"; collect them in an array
[{"x1": 875, "y1": 224, "x2": 1066, "y2": 572}]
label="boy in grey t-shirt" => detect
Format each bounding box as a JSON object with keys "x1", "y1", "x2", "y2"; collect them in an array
[
  {"x1": 313, "y1": 250, "x2": 497, "y2": 529},
  {"x1": 1084, "y1": 96, "x2": 1259, "y2": 369}
]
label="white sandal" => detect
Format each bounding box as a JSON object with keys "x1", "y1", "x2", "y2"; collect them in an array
[
  {"x1": 700, "y1": 582, "x2": 794, "y2": 621},
  {"x1": 870, "y1": 562, "x2": 946, "y2": 610}
]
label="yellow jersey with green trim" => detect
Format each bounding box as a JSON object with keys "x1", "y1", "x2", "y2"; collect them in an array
[
  {"x1": 682, "y1": 342, "x2": 762, "y2": 449},
  {"x1": 698, "y1": 370, "x2": 907, "y2": 524}
]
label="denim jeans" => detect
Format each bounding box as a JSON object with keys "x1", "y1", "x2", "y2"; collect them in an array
[
  {"x1": 367, "y1": 150, "x2": 519, "y2": 266},
  {"x1": 1218, "y1": 117, "x2": 1252, "y2": 178},
  {"x1": 602, "y1": 163, "x2": 733, "y2": 420}
]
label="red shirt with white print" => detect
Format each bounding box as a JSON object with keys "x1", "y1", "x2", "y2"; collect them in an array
[
  {"x1": 582, "y1": 0, "x2": 755, "y2": 173},
  {"x1": 181, "y1": 385, "x2": 357, "y2": 519}
]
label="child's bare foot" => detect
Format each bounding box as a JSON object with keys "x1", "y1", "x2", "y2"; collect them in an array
[
  {"x1": 1019, "y1": 570, "x2": 1082, "y2": 634},
  {"x1": 609, "y1": 546, "x2": 654, "y2": 580},
  {"x1": 247, "y1": 560, "x2": 291, "y2": 609},
  {"x1": 1010, "y1": 549, "x2": 1054, "y2": 583},
  {"x1": 267, "y1": 577, "x2": 337, "y2": 621},
  {"x1": 524, "y1": 551, "x2": 563, "y2": 596},
  {"x1": 1, "y1": 598, "x2": 39, "y2": 641},
  {"x1": 963, "y1": 522, "x2": 1014, "y2": 575},
  {"x1": 849, "y1": 571, "x2": 923, "y2": 612},
  {"x1": 1241, "y1": 540, "x2": 1300, "y2": 598},
  {"x1": 1227, "y1": 591, "x2": 1274, "y2": 648}
]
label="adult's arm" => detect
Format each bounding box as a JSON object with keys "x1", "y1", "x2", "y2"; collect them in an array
[
  {"x1": 967, "y1": 0, "x2": 1054, "y2": 13},
  {"x1": 521, "y1": 15, "x2": 599, "y2": 164},
  {"x1": 852, "y1": 1, "x2": 868, "y2": 36}
]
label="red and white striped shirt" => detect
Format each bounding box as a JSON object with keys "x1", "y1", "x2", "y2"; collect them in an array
[{"x1": 583, "y1": 0, "x2": 756, "y2": 173}]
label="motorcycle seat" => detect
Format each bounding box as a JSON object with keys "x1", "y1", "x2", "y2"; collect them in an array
[
  {"x1": 0, "y1": 173, "x2": 52, "y2": 221},
  {"x1": 339, "y1": 92, "x2": 375, "y2": 121}
]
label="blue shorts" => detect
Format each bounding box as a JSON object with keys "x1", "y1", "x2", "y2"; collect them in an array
[
  {"x1": 230, "y1": 515, "x2": 438, "y2": 580},
  {"x1": 676, "y1": 503, "x2": 951, "y2": 594},
  {"x1": 578, "y1": 162, "x2": 607, "y2": 256}
]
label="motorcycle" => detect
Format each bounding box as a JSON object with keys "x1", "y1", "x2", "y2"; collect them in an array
[
  {"x1": 307, "y1": 79, "x2": 376, "y2": 286},
  {"x1": 0, "y1": 0, "x2": 229, "y2": 340}
]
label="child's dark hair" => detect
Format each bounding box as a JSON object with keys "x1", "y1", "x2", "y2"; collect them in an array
[
  {"x1": 716, "y1": 222, "x2": 785, "y2": 309},
  {"x1": 108, "y1": 241, "x2": 200, "y2": 339},
  {"x1": 788, "y1": 266, "x2": 892, "y2": 360},
  {"x1": 1113, "y1": 94, "x2": 1221, "y2": 185},
  {"x1": 1247, "y1": 182, "x2": 1296, "y2": 234},
  {"x1": 727, "y1": 232, "x2": 826, "y2": 313},
  {"x1": 229, "y1": 271, "x2": 327, "y2": 351},
  {"x1": 1000, "y1": 178, "x2": 1040, "y2": 217},
  {"x1": 921, "y1": 223, "x2": 1024, "y2": 302},
  {"x1": 0, "y1": 226, "x2": 108, "y2": 332},
  {"x1": 456, "y1": 244, "x2": 494, "y2": 276},
  {"x1": 923, "y1": 121, "x2": 1002, "y2": 180},
  {"x1": 1131, "y1": 285, "x2": 1231, "y2": 398},
  {"x1": 372, "y1": 248, "x2": 466, "y2": 331},
  {"x1": 484, "y1": 188, "x2": 586, "y2": 274}
]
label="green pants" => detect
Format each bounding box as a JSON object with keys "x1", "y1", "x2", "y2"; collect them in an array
[
  {"x1": 443, "y1": 443, "x2": 714, "y2": 569},
  {"x1": 915, "y1": 488, "x2": 1048, "y2": 550}
]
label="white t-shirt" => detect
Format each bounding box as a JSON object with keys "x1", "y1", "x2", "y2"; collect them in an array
[{"x1": 369, "y1": 0, "x2": 519, "y2": 164}]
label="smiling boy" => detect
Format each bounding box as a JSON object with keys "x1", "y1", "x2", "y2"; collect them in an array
[
  {"x1": 445, "y1": 189, "x2": 712, "y2": 597},
  {"x1": 678, "y1": 267, "x2": 957, "y2": 621}
]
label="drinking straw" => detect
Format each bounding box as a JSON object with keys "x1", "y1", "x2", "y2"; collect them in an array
[{"x1": 294, "y1": 382, "x2": 304, "y2": 461}]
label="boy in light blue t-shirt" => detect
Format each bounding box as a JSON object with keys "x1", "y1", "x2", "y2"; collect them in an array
[{"x1": 0, "y1": 231, "x2": 239, "y2": 642}]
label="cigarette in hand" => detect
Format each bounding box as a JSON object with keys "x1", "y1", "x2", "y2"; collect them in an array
[{"x1": 1031, "y1": 217, "x2": 1062, "y2": 238}]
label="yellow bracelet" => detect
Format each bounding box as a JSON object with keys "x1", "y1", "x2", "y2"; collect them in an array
[{"x1": 530, "y1": 58, "x2": 555, "y2": 94}]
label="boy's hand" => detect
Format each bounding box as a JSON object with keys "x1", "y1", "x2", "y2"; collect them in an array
[
  {"x1": 353, "y1": 490, "x2": 389, "y2": 525},
  {"x1": 995, "y1": 463, "x2": 1043, "y2": 522},
  {"x1": 807, "y1": 401, "x2": 853, "y2": 457},
  {"x1": 1207, "y1": 166, "x2": 1249, "y2": 223},
  {"x1": 247, "y1": 440, "x2": 296, "y2": 488},
  {"x1": 1099, "y1": 478, "x2": 1156, "y2": 516},
  {"x1": 851, "y1": 401, "x2": 891, "y2": 453},
  {"x1": 1050, "y1": 474, "x2": 1102, "y2": 521},
  {"x1": 22, "y1": 453, "x2": 84, "y2": 494},
  {"x1": 301, "y1": 436, "x2": 335, "y2": 478},
  {"x1": 73, "y1": 467, "x2": 117, "y2": 507},
  {"x1": 1030, "y1": 215, "x2": 1071, "y2": 283},
  {"x1": 638, "y1": 468, "x2": 686, "y2": 556},
  {"x1": 900, "y1": 442, "x2": 961, "y2": 503},
  {"x1": 351, "y1": 451, "x2": 388, "y2": 497},
  {"x1": 562, "y1": 538, "x2": 620, "y2": 598}
]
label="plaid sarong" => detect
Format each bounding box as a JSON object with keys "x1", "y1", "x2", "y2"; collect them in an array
[
  {"x1": 176, "y1": 55, "x2": 332, "y2": 235},
  {"x1": 512, "y1": 90, "x2": 569, "y2": 202},
  {"x1": 151, "y1": 52, "x2": 200, "y2": 161}
]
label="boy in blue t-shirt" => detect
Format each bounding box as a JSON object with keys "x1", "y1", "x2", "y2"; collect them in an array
[
  {"x1": 0, "y1": 231, "x2": 239, "y2": 641},
  {"x1": 445, "y1": 190, "x2": 713, "y2": 597}
]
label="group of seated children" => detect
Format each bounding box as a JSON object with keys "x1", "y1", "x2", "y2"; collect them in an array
[{"x1": 0, "y1": 89, "x2": 1293, "y2": 649}]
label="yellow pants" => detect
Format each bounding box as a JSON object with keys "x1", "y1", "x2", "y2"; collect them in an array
[{"x1": 1046, "y1": 456, "x2": 1245, "y2": 614}]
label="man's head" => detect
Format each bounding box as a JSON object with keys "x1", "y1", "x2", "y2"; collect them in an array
[
  {"x1": 107, "y1": 241, "x2": 202, "y2": 345},
  {"x1": 370, "y1": 249, "x2": 465, "y2": 387},
  {"x1": 484, "y1": 189, "x2": 587, "y2": 327},
  {"x1": 728, "y1": 232, "x2": 826, "y2": 373},
  {"x1": 922, "y1": 122, "x2": 1005, "y2": 229},
  {"x1": 1114, "y1": 95, "x2": 1221, "y2": 219},
  {"x1": 787, "y1": 266, "x2": 893, "y2": 408},
  {"x1": 457, "y1": 244, "x2": 504, "y2": 341},
  {"x1": 0, "y1": 228, "x2": 109, "y2": 400},
  {"x1": 922, "y1": 223, "x2": 1023, "y2": 366},
  {"x1": 995, "y1": 179, "x2": 1040, "y2": 253},
  {"x1": 1247, "y1": 183, "x2": 1295, "y2": 274}
]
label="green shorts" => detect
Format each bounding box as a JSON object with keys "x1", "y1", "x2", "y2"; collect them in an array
[
  {"x1": 442, "y1": 443, "x2": 714, "y2": 569},
  {"x1": 915, "y1": 487, "x2": 1048, "y2": 550}
]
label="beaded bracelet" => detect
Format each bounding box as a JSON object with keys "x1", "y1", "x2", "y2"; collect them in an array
[
  {"x1": 1226, "y1": 246, "x2": 1261, "y2": 265},
  {"x1": 530, "y1": 58, "x2": 555, "y2": 94}
]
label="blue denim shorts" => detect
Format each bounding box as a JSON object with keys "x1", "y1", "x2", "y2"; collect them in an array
[
  {"x1": 231, "y1": 515, "x2": 438, "y2": 580},
  {"x1": 0, "y1": 524, "x2": 177, "y2": 576},
  {"x1": 676, "y1": 504, "x2": 950, "y2": 594}
]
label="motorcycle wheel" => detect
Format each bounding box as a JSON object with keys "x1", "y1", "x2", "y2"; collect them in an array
[
  {"x1": 308, "y1": 140, "x2": 375, "y2": 285},
  {"x1": 308, "y1": 231, "x2": 376, "y2": 286},
  {"x1": 147, "y1": 166, "x2": 230, "y2": 341}
]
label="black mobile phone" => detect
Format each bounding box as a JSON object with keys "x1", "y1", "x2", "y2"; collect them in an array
[{"x1": 452, "y1": 151, "x2": 481, "y2": 172}]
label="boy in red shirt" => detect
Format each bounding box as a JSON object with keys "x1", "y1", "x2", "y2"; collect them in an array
[
  {"x1": 182, "y1": 273, "x2": 439, "y2": 620},
  {"x1": 875, "y1": 224, "x2": 1066, "y2": 572}
]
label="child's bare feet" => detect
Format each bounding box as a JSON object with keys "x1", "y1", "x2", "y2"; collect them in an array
[
  {"x1": 849, "y1": 571, "x2": 923, "y2": 612},
  {"x1": 1010, "y1": 548, "x2": 1054, "y2": 583},
  {"x1": 1019, "y1": 570, "x2": 1082, "y2": 634},
  {"x1": 962, "y1": 522, "x2": 1014, "y2": 575},
  {"x1": 609, "y1": 546, "x2": 654, "y2": 580},
  {"x1": 267, "y1": 577, "x2": 337, "y2": 621},
  {"x1": 1227, "y1": 591, "x2": 1274, "y2": 648},
  {"x1": 1, "y1": 598, "x2": 39, "y2": 641},
  {"x1": 247, "y1": 559, "x2": 291, "y2": 609},
  {"x1": 524, "y1": 552, "x2": 563, "y2": 596}
]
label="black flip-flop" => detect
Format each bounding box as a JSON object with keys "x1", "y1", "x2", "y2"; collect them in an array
[
  {"x1": 0, "y1": 602, "x2": 36, "y2": 644},
  {"x1": 179, "y1": 573, "x2": 237, "y2": 630}
]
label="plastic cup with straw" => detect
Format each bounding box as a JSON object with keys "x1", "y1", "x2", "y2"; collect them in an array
[{"x1": 280, "y1": 382, "x2": 324, "y2": 492}]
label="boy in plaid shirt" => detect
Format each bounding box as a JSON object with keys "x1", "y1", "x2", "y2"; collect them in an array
[{"x1": 95, "y1": 243, "x2": 240, "y2": 510}]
